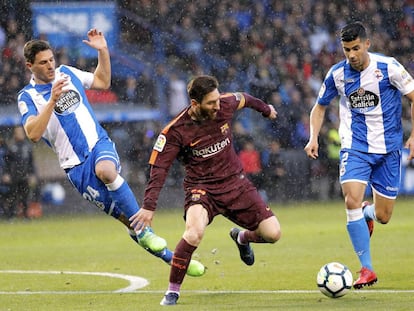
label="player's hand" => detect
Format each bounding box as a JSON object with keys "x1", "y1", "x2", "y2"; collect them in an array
[
  {"x1": 304, "y1": 140, "x2": 319, "y2": 159},
  {"x1": 129, "y1": 208, "x2": 154, "y2": 233},
  {"x1": 267, "y1": 104, "x2": 278, "y2": 120},
  {"x1": 82, "y1": 28, "x2": 108, "y2": 51},
  {"x1": 404, "y1": 135, "x2": 414, "y2": 160},
  {"x1": 50, "y1": 75, "x2": 69, "y2": 104}
]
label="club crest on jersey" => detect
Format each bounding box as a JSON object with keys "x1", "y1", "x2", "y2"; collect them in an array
[
  {"x1": 373, "y1": 69, "x2": 383, "y2": 81},
  {"x1": 348, "y1": 88, "x2": 379, "y2": 113},
  {"x1": 221, "y1": 123, "x2": 229, "y2": 134},
  {"x1": 154, "y1": 134, "x2": 166, "y2": 152},
  {"x1": 54, "y1": 90, "x2": 81, "y2": 115}
]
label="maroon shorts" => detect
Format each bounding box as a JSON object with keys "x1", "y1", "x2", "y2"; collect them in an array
[{"x1": 184, "y1": 174, "x2": 274, "y2": 231}]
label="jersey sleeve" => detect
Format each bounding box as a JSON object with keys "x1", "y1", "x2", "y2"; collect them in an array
[
  {"x1": 317, "y1": 68, "x2": 339, "y2": 106},
  {"x1": 143, "y1": 127, "x2": 182, "y2": 211},
  {"x1": 388, "y1": 59, "x2": 414, "y2": 95},
  {"x1": 17, "y1": 90, "x2": 38, "y2": 126},
  {"x1": 241, "y1": 92, "x2": 271, "y2": 116}
]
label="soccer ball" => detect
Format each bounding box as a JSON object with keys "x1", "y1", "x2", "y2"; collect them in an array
[{"x1": 316, "y1": 262, "x2": 353, "y2": 298}]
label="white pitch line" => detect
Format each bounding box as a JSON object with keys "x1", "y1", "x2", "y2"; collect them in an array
[
  {"x1": 0, "y1": 270, "x2": 413, "y2": 295},
  {"x1": 0, "y1": 270, "x2": 148, "y2": 293},
  {"x1": 1, "y1": 289, "x2": 414, "y2": 295}
]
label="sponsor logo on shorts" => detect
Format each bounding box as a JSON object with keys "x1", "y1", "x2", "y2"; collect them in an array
[{"x1": 386, "y1": 186, "x2": 398, "y2": 192}]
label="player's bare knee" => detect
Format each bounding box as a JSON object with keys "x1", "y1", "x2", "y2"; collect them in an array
[
  {"x1": 96, "y1": 168, "x2": 118, "y2": 184},
  {"x1": 376, "y1": 214, "x2": 391, "y2": 224},
  {"x1": 263, "y1": 229, "x2": 281, "y2": 243},
  {"x1": 270, "y1": 229, "x2": 281, "y2": 243},
  {"x1": 344, "y1": 195, "x2": 359, "y2": 209},
  {"x1": 183, "y1": 228, "x2": 204, "y2": 246}
]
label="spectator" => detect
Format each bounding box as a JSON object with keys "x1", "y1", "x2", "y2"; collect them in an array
[
  {"x1": 3, "y1": 126, "x2": 37, "y2": 218},
  {"x1": 1, "y1": 0, "x2": 414, "y2": 204},
  {"x1": 0, "y1": 133, "x2": 10, "y2": 218},
  {"x1": 238, "y1": 138, "x2": 266, "y2": 199},
  {"x1": 119, "y1": 76, "x2": 139, "y2": 104},
  {"x1": 246, "y1": 52, "x2": 280, "y2": 103},
  {"x1": 136, "y1": 70, "x2": 157, "y2": 107},
  {"x1": 266, "y1": 92, "x2": 294, "y2": 148},
  {"x1": 168, "y1": 72, "x2": 188, "y2": 118},
  {"x1": 262, "y1": 139, "x2": 287, "y2": 201}
]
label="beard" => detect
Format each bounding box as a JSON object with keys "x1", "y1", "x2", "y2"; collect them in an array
[{"x1": 198, "y1": 106, "x2": 218, "y2": 120}]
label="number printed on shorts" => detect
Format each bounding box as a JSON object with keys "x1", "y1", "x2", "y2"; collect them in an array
[
  {"x1": 340, "y1": 152, "x2": 348, "y2": 177},
  {"x1": 83, "y1": 185, "x2": 105, "y2": 210}
]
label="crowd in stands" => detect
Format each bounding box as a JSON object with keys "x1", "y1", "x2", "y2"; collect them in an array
[
  {"x1": 1, "y1": 0, "x2": 414, "y2": 201},
  {"x1": 0, "y1": 126, "x2": 40, "y2": 219}
]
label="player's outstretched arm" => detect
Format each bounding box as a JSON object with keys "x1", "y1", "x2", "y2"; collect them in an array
[{"x1": 83, "y1": 28, "x2": 111, "y2": 90}]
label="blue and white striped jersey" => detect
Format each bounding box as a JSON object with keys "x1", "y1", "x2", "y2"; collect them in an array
[
  {"x1": 317, "y1": 52, "x2": 414, "y2": 154},
  {"x1": 17, "y1": 65, "x2": 109, "y2": 169}
]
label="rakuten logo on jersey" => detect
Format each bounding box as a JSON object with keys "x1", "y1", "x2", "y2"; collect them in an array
[
  {"x1": 192, "y1": 137, "x2": 230, "y2": 158},
  {"x1": 55, "y1": 90, "x2": 81, "y2": 115},
  {"x1": 348, "y1": 88, "x2": 379, "y2": 113}
]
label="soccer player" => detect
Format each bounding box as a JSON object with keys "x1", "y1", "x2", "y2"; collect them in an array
[
  {"x1": 17, "y1": 28, "x2": 204, "y2": 276},
  {"x1": 129, "y1": 75, "x2": 282, "y2": 305},
  {"x1": 304, "y1": 22, "x2": 414, "y2": 289}
]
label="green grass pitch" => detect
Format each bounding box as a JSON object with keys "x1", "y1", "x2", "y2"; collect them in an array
[{"x1": 1, "y1": 198, "x2": 413, "y2": 310}]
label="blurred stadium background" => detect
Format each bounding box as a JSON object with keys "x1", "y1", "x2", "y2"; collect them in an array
[{"x1": 1, "y1": 0, "x2": 414, "y2": 215}]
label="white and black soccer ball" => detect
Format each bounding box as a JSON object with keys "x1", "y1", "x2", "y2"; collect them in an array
[{"x1": 316, "y1": 262, "x2": 353, "y2": 298}]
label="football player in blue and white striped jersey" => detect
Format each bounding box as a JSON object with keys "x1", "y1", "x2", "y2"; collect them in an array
[
  {"x1": 305, "y1": 21, "x2": 414, "y2": 289},
  {"x1": 16, "y1": 29, "x2": 205, "y2": 277}
]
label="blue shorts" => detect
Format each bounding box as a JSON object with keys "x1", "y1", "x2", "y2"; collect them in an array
[
  {"x1": 66, "y1": 138, "x2": 122, "y2": 217},
  {"x1": 339, "y1": 149, "x2": 401, "y2": 198}
]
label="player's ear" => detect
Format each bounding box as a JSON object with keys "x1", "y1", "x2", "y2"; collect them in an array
[
  {"x1": 190, "y1": 99, "x2": 199, "y2": 107},
  {"x1": 365, "y1": 38, "x2": 371, "y2": 49}
]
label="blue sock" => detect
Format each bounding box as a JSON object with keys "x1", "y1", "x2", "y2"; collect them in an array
[
  {"x1": 128, "y1": 229, "x2": 173, "y2": 263},
  {"x1": 347, "y1": 218, "x2": 373, "y2": 270},
  {"x1": 150, "y1": 248, "x2": 173, "y2": 264},
  {"x1": 363, "y1": 204, "x2": 377, "y2": 222},
  {"x1": 108, "y1": 176, "x2": 172, "y2": 262},
  {"x1": 106, "y1": 176, "x2": 139, "y2": 218}
]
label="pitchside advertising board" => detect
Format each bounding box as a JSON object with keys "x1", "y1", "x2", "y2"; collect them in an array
[{"x1": 31, "y1": 1, "x2": 118, "y2": 58}]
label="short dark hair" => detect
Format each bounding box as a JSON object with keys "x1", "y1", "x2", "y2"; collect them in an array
[
  {"x1": 340, "y1": 22, "x2": 367, "y2": 42},
  {"x1": 187, "y1": 75, "x2": 219, "y2": 103},
  {"x1": 23, "y1": 39, "x2": 53, "y2": 63}
]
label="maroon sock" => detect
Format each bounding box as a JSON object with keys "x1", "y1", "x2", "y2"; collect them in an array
[
  {"x1": 170, "y1": 238, "x2": 197, "y2": 284},
  {"x1": 241, "y1": 230, "x2": 267, "y2": 243}
]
